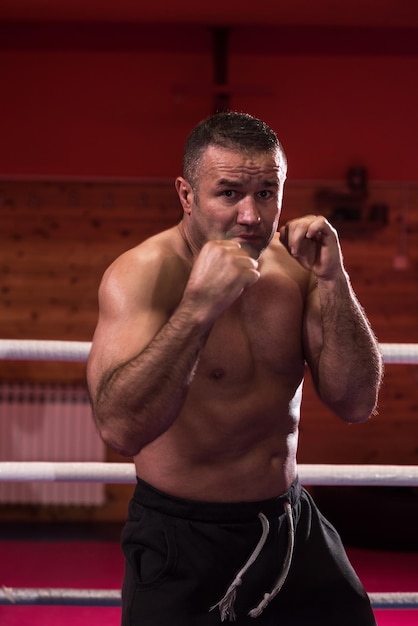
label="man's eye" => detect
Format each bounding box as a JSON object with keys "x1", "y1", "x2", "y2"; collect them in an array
[
  {"x1": 258, "y1": 190, "x2": 273, "y2": 199},
  {"x1": 222, "y1": 190, "x2": 236, "y2": 198}
]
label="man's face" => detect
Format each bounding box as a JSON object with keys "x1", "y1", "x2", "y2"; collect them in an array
[{"x1": 187, "y1": 145, "x2": 285, "y2": 259}]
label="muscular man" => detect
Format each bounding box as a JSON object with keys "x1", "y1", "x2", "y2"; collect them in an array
[{"x1": 87, "y1": 111, "x2": 383, "y2": 625}]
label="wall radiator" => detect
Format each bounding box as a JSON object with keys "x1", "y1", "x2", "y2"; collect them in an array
[{"x1": 0, "y1": 383, "x2": 105, "y2": 505}]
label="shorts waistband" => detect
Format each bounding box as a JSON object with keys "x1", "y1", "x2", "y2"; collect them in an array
[{"x1": 132, "y1": 476, "x2": 301, "y2": 523}]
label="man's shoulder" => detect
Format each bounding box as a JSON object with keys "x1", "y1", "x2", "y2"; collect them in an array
[
  {"x1": 105, "y1": 225, "x2": 191, "y2": 290},
  {"x1": 112, "y1": 226, "x2": 184, "y2": 268},
  {"x1": 99, "y1": 225, "x2": 189, "y2": 307}
]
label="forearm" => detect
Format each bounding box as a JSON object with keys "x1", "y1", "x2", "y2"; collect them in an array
[
  {"x1": 314, "y1": 271, "x2": 383, "y2": 422},
  {"x1": 92, "y1": 306, "x2": 212, "y2": 456}
]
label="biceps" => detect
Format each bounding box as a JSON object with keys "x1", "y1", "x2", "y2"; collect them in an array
[{"x1": 87, "y1": 310, "x2": 167, "y2": 399}]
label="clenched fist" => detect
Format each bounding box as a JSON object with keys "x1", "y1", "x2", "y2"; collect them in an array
[
  {"x1": 183, "y1": 240, "x2": 260, "y2": 320},
  {"x1": 280, "y1": 215, "x2": 344, "y2": 280}
]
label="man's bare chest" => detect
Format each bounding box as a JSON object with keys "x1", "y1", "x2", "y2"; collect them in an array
[{"x1": 200, "y1": 271, "x2": 306, "y2": 380}]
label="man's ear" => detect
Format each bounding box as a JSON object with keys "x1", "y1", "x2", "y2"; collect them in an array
[{"x1": 175, "y1": 177, "x2": 193, "y2": 215}]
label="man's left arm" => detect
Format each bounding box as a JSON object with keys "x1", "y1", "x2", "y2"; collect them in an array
[{"x1": 280, "y1": 215, "x2": 383, "y2": 422}]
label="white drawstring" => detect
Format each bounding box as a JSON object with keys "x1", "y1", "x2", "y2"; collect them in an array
[
  {"x1": 210, "y1": 501, "x2": 295, "y2": 622},
  {"x1": 248, "y1": 501, "x2": 295, "y2": 618},
  {"x1": 210, "y1": 512, "x2": 270, "y2": 622}
]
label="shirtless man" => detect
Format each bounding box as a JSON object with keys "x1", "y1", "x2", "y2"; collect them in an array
[{"x1": 87, "y1": 111, "x2": 383, "y2": 625}]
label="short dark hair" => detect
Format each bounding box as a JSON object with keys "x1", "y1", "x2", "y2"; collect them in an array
[{"x1": 182, "y1": 111, "x2": 287, "y2": 189}]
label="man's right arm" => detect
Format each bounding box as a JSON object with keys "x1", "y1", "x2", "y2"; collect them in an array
[
  {"x1": 89, "y1": 306, "x2": 212, "y2": 457},
  {"x1": 87, "y1": 239, "x2": 260, "y2": 457},
  {"x1": 87, "y1": 246, "x2": 212, "y2": 457}
]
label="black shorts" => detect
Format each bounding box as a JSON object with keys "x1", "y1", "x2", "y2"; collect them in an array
[{"x1": 121, "y1": 477, "x2": 376, "y2": 625}]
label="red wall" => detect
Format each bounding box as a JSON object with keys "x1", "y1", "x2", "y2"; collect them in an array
[{"x1": 1, "y1": 23, "x2": 417, "y2": 180}]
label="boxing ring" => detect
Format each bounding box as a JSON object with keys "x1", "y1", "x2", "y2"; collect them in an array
[{"x1": 0, "y1": 339, "x2": 417, "y2": 613}]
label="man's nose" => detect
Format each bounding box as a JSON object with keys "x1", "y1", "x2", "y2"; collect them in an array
[{"x1": 237, "y1": 197, "x2": 261, "y2": 224}]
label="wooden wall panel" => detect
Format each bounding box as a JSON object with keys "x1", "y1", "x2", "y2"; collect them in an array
[{"x1": 0, "y1": 180, "x2": 181, "y2": 380}]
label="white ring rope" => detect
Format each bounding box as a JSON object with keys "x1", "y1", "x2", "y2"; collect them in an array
[
  {"x1": 380, "y1": 342, "x2": 418, "y2": 364},
  {"x1": 0, "y1": 587, "x2": 416, "y2": 609},
  {"x1": 0, "y1": 587, "x2": 121, "y2": 606},
  {"x1": 0, "y1": 339, "x2": 418, "y2": 364},
  {"x1": 0, "y1": 462, "x2": 417, "y2": 486},
  {"x1": 0, "y1": 339, "x2": 91, "y2": 362}
]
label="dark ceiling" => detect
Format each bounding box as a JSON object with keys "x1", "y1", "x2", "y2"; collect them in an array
[{"x1": 1, "y1": 0, "x2": 418, "y2": 28}]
